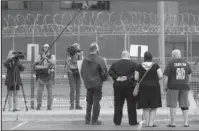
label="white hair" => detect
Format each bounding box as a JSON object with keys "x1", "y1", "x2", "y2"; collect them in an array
[
  {"x1": 7, "y1": 50, "x2": 13, "y2": 60},
  {"x1": 121, "y1": 50, "x2": 130, "y2": 59},
  {"x1": 172, "y1": 49, "x2": 181, "y2": 58},
  {"x1": 91, "y1": 42, "x2": 99, "y2": 50},
  {"x1": 44, "y1": 44, "x2": 49, "y2": 47},
  {"x1": 89, "y1": 42, "x2": 99, "y2": 54}
]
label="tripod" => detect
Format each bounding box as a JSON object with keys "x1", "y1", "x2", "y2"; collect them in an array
[{"x1": 3, "y1": 59, "x2": 28, "y2": 112}]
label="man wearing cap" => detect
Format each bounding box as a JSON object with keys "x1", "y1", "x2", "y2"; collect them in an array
[
  {"x1": 66, "y1": 43, "x2": 83, "y2": 110},
  {"x1": 35, "y1": 44, "x2": 56, "y2": 110},
  {"x1": 81, "y1": 42, "x2": 108, "y2": 125}
]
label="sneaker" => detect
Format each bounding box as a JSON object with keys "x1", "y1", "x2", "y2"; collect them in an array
[
  {"x1": 76, "y1": 105, "x2": 83, "y2": 110},
  {"x1": 129, "y1": 122, "x2": 139, "y2": 126},
  {"x1": 47, "y1": 106, "x2": 52, "y2": 110},
  {"x1": 85, "y1": 120, "x2": 90, "y2": 124},
  {"x1": 36, "y1": 105, "x2": 41, "y2": 110},
  {"x1": 13, "y1": 109, "x2": 20, "y2": 112},
  {"x1": 91, "y1": 120, "x2": 102, "y2": 125},
  {"x1": 69, "y1": 106, "x2": 74, "y2": 110}
]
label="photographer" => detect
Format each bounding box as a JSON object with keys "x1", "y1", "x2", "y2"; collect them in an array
[
  {"x1": 4, "y1": 50, "x2": 24, "y2": 111},
  {"x1": 66, "y1": 43, "x2": 83, "y2": 110},
  {"x1": 35, "y1": 44, "x2": 56, "y2": 110}
]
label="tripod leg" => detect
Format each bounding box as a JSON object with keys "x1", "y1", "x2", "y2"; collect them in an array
[
  {"x1": 13, "y1": 84, "x2": 16, "y2": 112},
  {"x1": 3, "y1": 89, "x2": 10, "y2": 111},
  {"x1": 21, "y1": 84, "x2": 28, "y2": 111}
]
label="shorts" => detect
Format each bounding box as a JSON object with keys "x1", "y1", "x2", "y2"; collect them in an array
[{"x1": 166, "y1": 89, "x2": 190, "y2": 108}]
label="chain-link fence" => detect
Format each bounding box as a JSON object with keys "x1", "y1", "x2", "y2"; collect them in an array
[{"x1": 1, "y1": 58, "x2": 199, "y2": 109}]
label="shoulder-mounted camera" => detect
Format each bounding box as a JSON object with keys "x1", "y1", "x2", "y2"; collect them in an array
[
  {"x1": 12, "y1": 52, "x2": 25, "y2": 60},
  {"x1": 67, "y1": 45, "x2": 82, "y2": 57}
]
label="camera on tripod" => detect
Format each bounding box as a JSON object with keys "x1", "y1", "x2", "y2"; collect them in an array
[{"x1": 12, "y1": 52, "x2": 26, "y2": 60}]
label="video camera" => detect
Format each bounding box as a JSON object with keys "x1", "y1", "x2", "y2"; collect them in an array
[
  {"x1": 12, "y1": 52, "x2": 26, "y2": 60},
  {"x1": 67, "y1": 46, "x2": 82, "y2": 57}
]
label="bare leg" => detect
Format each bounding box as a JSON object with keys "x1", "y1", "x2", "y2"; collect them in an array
[
  {"x1": 8, "y1": 91, "x2": 13, "y2": 110},
  {"x1": 170, "y1": 108, "x2": 176, "y2": 125},
  {"x1": 149, "y1": 108, "x2": 157, "y2": 126},
  {"x1": 182, "y1": 110, "x2": 189, "y2": 126},
  {"x1": 143, "y1": 108, "x2": 150, "y2": 126}
]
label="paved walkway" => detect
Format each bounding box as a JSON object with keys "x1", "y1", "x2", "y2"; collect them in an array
[{"x1": 2, "y1": 108, "x2": 199, "y2": 130}]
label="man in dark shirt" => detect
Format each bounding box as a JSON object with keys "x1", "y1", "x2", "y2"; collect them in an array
[
  {"x1": 109, "y1": 51, "x2": 138, "y2": 126},
  {"x1": 81, "y1": 42, "x2": 108, "y2": 125},
  {"x1": 164, "y1": 49, "x2": 192, "y2": 127}
]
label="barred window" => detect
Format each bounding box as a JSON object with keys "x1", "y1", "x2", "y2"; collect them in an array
[
  {"x1": 1, "y1": 1, "x2": 8, "y2": 10},
  {"x1": 60, "y1": 0, "x2": 110, "y2": 10},
  {"x1": 1, "y1": 1, "x2": 42, "y2": 10},
  {"x1": 24, "y1": 1, "x2": 43, "y2": 10}
]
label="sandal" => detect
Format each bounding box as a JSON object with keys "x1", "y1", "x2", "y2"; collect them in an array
[
  {"x1": 184, "y1": 125, "x2": 189, "y2": 127},
  {"x1": 147, "y1": 124, "x2": 157, "y2": 127},
  {"x1": 167, "y1": 124, "x2": 176, "y2": 127}
]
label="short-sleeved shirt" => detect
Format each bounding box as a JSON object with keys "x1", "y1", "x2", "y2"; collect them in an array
[
  {"x1": 66, "y1": 52, "x2": 83, "y2": 72},
  {"x1": 163, "y1": 58, "x2": 192, "y2": 90},
  {"x1": 136, "y1": 63, "x2": 160, "y2": 87}
]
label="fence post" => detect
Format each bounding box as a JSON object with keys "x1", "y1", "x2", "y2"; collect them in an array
[
  {"x1": 137, "y1": 46, "x2": 141, "y2": 64},
  {"x1": 30, "y1": 46, "x2": 35, "y2": 109},
  {"x1": 158, "y1": 1, "x2": 165, "y2": 92}
]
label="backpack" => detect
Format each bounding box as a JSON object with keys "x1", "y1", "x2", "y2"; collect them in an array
[{"x1": 35, "y1": 53, "x2": 54, "y2": 80}]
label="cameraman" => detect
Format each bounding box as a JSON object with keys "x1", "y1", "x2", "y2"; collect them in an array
[
  {"x1": 4, "y1": 50, "x2": 24, "y2": 111},
  {"x1": 35, "y1": 44, "x2": 56, "y2": 110},
  {"x1": 66, "y1": 43, "x2": 83, "y2": 110}
]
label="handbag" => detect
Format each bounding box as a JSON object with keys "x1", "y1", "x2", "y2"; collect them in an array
[{"x1": 133, "y1": 63, "x2": 154, "y2": 96}]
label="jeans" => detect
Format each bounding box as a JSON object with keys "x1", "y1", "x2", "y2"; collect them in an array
[
  {"x1": 37, "y1": 81, "x2": 53, "y2": 107},
  {"x1": 85, "y1": 87, "x2": 102, "y2": 123},
  {"x1": 68, "y1": 72, "x2": 81, "y2": 106}
]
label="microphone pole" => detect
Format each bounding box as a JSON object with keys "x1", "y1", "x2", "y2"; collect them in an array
[{"x1": 40, "y1": 4, "x2": 88, "y2": 65}]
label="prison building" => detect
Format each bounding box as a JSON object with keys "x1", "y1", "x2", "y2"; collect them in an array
[{"x1": 1, "y1": 0, "x2": 199, "y2": 61}]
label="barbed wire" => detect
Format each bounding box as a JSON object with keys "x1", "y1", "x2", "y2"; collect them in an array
[{"x1": 2, "y1": 11, "x2": 199, "y2": 37}]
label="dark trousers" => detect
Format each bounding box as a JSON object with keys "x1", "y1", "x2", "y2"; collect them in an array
[
  {"x1": 85, "y1": 87, "x2": 102, "y2": 123},
  {"x1": 113, "y1": 82, "x2": 137, "y2": 125},
  {"x1": 68, "y1": 72, "x2": 81, "y2": 107}
]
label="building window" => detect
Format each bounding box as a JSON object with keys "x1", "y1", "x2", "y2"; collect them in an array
[
  {"x1": 24, "y1": 1, "x2": 43, "y2": 10},
  {"x1": 8, "y1": 1, "x2": 24, "y2": 10},
  {"x1": 1, "y1": 1, "x2": 42, "y2": 10},
  {"x1": 60, "y1": 0, "x2": 110, "y2": 10},
  {"x1": 1, "y1": 1, "x2": 8, "y2": 10}
]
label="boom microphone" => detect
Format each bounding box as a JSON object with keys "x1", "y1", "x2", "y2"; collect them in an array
[
  {"x1": 39, "y1": 3, "x2": 90, "y2": 65},
  {"x1": 82, "y1": 3, "x2": 89, "y2": 9}
]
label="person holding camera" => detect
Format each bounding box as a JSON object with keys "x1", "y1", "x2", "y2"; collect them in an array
[
  {"x1": 35, "y1": 44, "x2": 56, "y2": 110},
  {"x1": 66, "y1": 43, "x2": 83, "y2": 110},
  {"x1": 4, "y1": 50, "x2": 25, "y2": 111}
]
